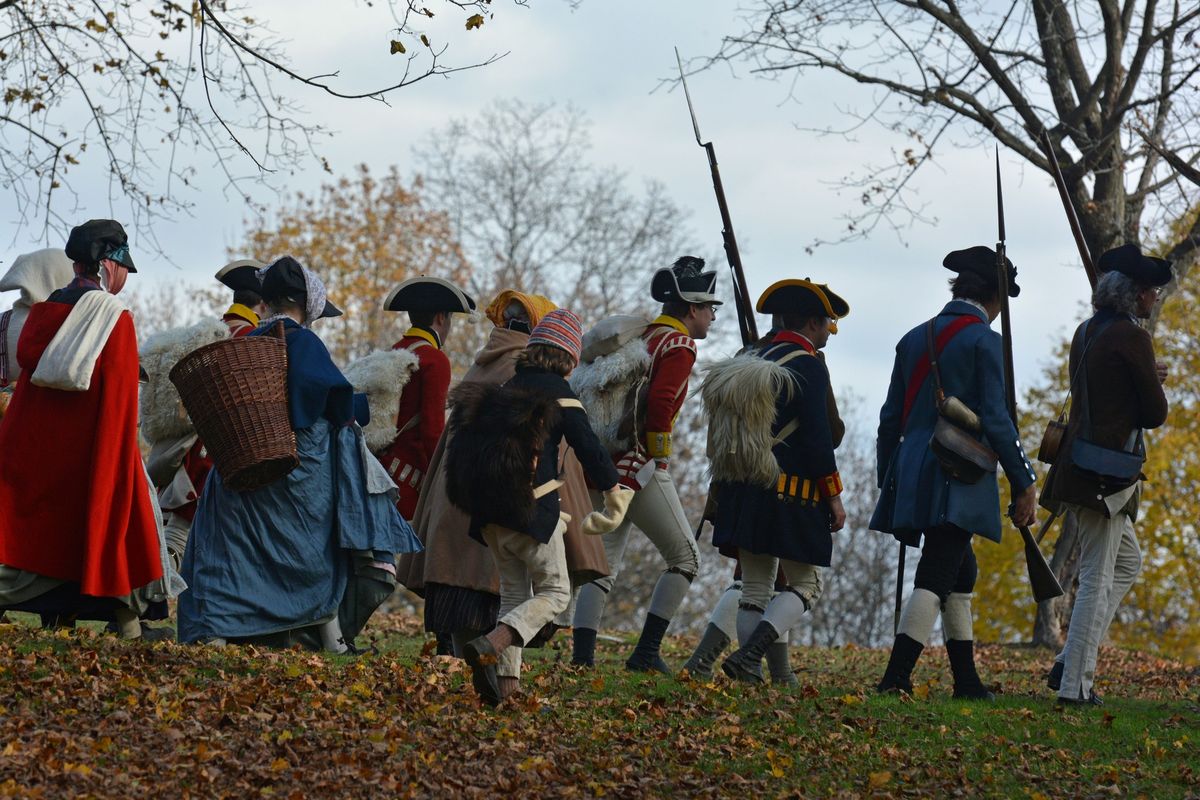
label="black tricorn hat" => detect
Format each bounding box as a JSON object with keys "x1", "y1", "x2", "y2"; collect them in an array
[
  {"x1": 1096, "y1": 243, "x2": 1172, "y2": 287},
  {"x1": 757, "y1": 279, "x2": 849, "y2": 329},
  {"x1": 65, "y1": 219, "x2": 136, "y2": 272},
  {"x1": 383, "y1": 276, "x2": 476, "y2": 314},
  {"x1": 216, "y1": 259, "x2": 265, "y2": 293},
  {"x1": 942, "y1": 245, "x2": 1019, "y2": 297},
  {"x1": 651, "y1": 256, "x2": 722, "y2": 305},
  {"x1": 260, "y1": 256, "x2": 342, "y2": 319}
]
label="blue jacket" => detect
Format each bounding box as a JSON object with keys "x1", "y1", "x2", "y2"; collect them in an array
[{"x1": 870, "y1": 300, "x2": 1036, "y2": 544}]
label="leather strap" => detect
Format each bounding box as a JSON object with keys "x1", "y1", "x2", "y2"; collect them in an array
[{"x1": 900, "y1": 315, "x2": 982, "y2": 428}]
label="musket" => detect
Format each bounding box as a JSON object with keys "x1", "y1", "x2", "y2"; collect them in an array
[
  {"x1": 675, "y1": 48, "x2": 759, "y2": 347},
  {"x1": 995, "y1": 149, "x2": 1065, "y2": 603},
  {"x1": 1040, "y1": 130, "x2": 1098, "y2": 290}
]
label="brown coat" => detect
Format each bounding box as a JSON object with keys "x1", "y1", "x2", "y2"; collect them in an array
[
  {"x1": 1041, "y1": 311, "x2": 1167, "y2": 516},
  {"x1": 395, "y1": 327, "x2": 608, "y2": 596}
]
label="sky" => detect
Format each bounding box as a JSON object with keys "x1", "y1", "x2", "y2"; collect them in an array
[{"x1": 1, "y1": 0, "x2": 1096, "y2": 423}]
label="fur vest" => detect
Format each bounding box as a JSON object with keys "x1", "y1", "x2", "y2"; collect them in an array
[{"x1": 443, "y1": 382, "x2": 560, "y2": 529}]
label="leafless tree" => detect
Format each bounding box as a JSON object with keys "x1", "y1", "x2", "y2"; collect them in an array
[
  {"x1": 412, "y1": 99, "x2": 700, "y2": 321},
  {"x1": 0, "y1": 0, "x2": 528, "y2": 246},
  {"x1": 707, "y1": 1, "x2": 1200, "y2": 648},
  {"x1": 706, "y1": 2, "x2": 1200, "y2": 274}
]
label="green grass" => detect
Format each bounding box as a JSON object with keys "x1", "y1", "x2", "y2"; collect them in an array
[{"x1": 0, "y1": 613, "x2": 1196, "y2": 798}]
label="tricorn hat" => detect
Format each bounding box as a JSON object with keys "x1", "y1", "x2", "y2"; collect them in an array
[
  {"x1": 65, "y1": 219, "x2": 136, "y2": 272},
  {"x1": 942, "y1": 245, "x2": 1019, "y2": 297},
  {"x1": 384, "y1": 276, "x2": 476, "y2": 315},
  {"x1": 260, "y1": 256, "x2": 342, "y2": 319},
  {"x1": 1096, "y1": 243, "x2": 1172, "y2": 287},
  {"x1": 757, "y1": 279, "x2": 849, "y2": 330},
  {"x1": 651, "y1": 256, "x2": 722, "y2": 305},
  {"x1": 216, "y1": 259, "x2": 265, "y2": 294}
]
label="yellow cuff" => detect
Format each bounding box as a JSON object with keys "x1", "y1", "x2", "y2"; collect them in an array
[
  {"x1": 646, "y1": 431, "x2": 672, "y2": 459},
  {"x1": 819, "y1": 472, "x2": 843, "y2": 499}
]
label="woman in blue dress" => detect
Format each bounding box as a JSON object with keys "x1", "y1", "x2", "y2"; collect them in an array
[{"x1": 178, "y1": 256, "x2": 421, "y2": 651}]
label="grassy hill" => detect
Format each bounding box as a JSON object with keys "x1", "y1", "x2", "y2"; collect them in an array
[{"x1": 1, "y1": 613, "x2": 1197, "y2": 798}]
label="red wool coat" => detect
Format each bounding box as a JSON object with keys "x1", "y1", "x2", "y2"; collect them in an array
[
  {"x1": 0, "y1": 302, "x2": 163, "y2": 597},
  {"x1": 376, "y1": 329, "x2": 451, "y2": 519}
]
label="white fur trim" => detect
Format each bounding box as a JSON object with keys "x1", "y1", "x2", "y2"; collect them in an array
[
  {"x1": 139, "y1": 319, "x2": 229, "y2": 443},
  {"x1": 568, "y1": 336, "x2": 650, "y2": 454},
  {"x1": 30, "y1": 291, "x2": 126, "y2": 392},
  {"x1": 701, "y1": 353, "x2": 798, "y2": 487},
  {"x1": 343, "y1": 348, "x2": 420, "y2": 453}
]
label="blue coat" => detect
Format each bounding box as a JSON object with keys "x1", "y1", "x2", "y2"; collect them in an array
[
  {"x1": 870, "y1": 301, "x2": 1036, "y2": 545},
  {"x1": 712, "y1": 336, "x2": 838, "y2": 566}
]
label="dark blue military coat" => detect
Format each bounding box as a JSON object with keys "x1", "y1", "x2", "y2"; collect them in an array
[
  {"x1": 712, "y1": 332, "x2": 840, "y2": 567},
  {"x1": 870, "y1": 300, "x2": 1036, "y2": 545}
]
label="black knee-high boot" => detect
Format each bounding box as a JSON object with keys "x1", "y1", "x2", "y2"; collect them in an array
[
  {"x1": 572, "y1": 627, "x2": 598, "y2": 667},
  {"x1": 680, "y1": 623, "x2": 731, "y2": 681},
  {"x1": 626, "y1": 613, "x2": 672, "y2": 674},
  {"x1": 721, "y1": 621, "x2": 780, "y2": 684},
  {"x1": 877, "y1": 634, "x2": 924, "y2": 694},
  {"x1": 947, "y1": 639, "x2": 993, "y2": 700}
]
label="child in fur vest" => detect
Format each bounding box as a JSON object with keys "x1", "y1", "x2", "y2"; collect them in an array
[{"x1": 446, "y1": 309, "x2": 633, "y2": 706}]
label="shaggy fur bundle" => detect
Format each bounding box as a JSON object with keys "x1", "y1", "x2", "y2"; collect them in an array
[
  {"x1": 343, "y1": 348, "x2": 420, "y2": 453},
  {"x1": 701, "y1": 353, "x2": 799, "y2": 487},
  {"x1": 443, "y1": 381, "x2": 560, "y2": 526},
  {"x1": 568, "y1": 336, "x2": 651, "y2": 454},
  {"x1": 139, "y1": 319, "x2": 229, "y2": 443}
]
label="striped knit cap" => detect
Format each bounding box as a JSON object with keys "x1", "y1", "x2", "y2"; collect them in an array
[{"x1": 528, "y1": 308, "x2": 583, "y2": 363}]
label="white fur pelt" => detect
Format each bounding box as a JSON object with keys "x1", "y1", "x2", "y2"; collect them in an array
[
  {"x1": 139, "y1": 319, "x2": 229, "y2": 443},
  {"x1": 568, "y1": 337, "x2": 651, "y2": 454},
  {"x1": 343, "y1": 348, "x2": 420, "y2": 453},
  {"x1": 701, "y1": 353, "x2": 798, "y2": 487}
]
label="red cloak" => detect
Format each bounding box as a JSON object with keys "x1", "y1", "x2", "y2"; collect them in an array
[{"x1": 0, "y1": 302, "x2": 162, "y2": 597}]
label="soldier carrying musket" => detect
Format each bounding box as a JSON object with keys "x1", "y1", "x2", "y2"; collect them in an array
[{"x1": 871, "y1": 247, "x2": 1038, "y2": 699}]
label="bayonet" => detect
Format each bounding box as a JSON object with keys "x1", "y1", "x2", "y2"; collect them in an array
[
  {"x1": 1040, "y1": 130, "x2": 1097, "y2": 289},
  {"x1": 675, "y1": 48, "x2": 758, "y2": 346}
]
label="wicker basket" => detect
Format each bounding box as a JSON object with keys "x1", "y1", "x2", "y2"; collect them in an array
[{"x1": 169, "y1": 323, "x2": 298, "y2": 492}]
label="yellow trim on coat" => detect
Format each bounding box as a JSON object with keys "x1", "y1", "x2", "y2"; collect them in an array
[
  {"x1": 404, "y1": 327, "x2": 440, "y2": 349},
  {"x1": 224, "y1": 303, "x2": 260, "y2": 327},
  {"x1": 650, "y1": 314, "x2": 689, "y2": 335}
]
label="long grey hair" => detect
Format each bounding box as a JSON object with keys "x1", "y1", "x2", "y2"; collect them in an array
[{"x1": 1092, "y1": 270, "x2": 1140, "y2": 316}]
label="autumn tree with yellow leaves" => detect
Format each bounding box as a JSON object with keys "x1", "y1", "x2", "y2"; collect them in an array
[
  {"x1": 234, "y1": 165, "x2": 472, "y2": 365},
  {"x1": 976, "y1": 216, "x2": 1200, "y2": 662}
]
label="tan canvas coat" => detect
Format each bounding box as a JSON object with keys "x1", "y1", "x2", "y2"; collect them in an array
[{"x1": 396, "y1": 327, "x2": 608, "y2": 596}]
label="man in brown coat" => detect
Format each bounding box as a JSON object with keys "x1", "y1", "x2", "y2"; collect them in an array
[{"x1": 1041, "y1": 243, "x2": 1170, "y2": 706}]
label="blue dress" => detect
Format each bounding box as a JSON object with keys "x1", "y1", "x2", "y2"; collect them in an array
[
  {"x1": 177, "y1": 319, "x2": 421, "y2": 645},
  {"x1": 870, "y1": 301, "x2": 1037, "y2": 546}
]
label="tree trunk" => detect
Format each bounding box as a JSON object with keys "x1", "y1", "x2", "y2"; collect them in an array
[{"x1": 1032, "y1": 510, "x2": 1082, "y2": 648}]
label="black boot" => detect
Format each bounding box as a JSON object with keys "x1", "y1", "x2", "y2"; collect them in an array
[
  {"x1": 947, "y1": 639, "x2": 994, "y2": 700},
  {"x1": 434, "y1": 630, "x2": 454, "y2": 656},
  {"x1": 626, "y1": 613, "x2": 672, "y2": 674},
  {"x1": 572, "y1": 627, "x2": 597, "y2": 667},
  {"x1": 462, "y1": 636, "x2": 502, "y2": 707},
  {"x1": 877, "y1": 634, "x2": 924, "y2": 694},
  {"x1": 680, "y1": 624, "x2": 730, "y2": 681},
  {"x1": 721, "y1": 621, "x2": 779, "y2": 684},
  {"x1": 1046, "y1": 660, "x2": 1064, "y2": 691},
  {"x1": 766, "y1": 641, "x2": 799, "y2": 687}
]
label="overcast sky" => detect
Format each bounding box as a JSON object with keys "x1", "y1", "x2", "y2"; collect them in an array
[{"x1": 1, "y1": 0, "x2": 1095, "y2": 422}]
